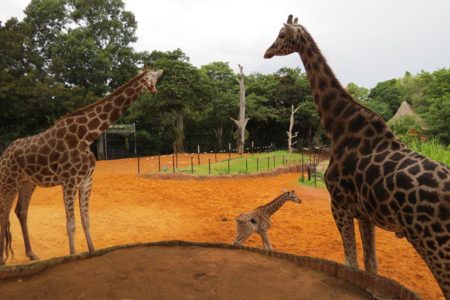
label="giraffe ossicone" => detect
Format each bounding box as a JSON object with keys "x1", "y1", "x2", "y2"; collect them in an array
[
  {"x1": 0, "y1": 68, "x2": 163, "y2": 265},
  {"x1": 234, "y1": 190, "x2": 302, "y2": 250},
  {"x1": 265, "y1": 15, "x2": 449, "y2": 298}
]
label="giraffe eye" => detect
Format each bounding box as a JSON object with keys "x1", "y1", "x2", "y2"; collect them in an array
[{"x1": 250, "y1": 218, "x2": 257, "y2": 224}]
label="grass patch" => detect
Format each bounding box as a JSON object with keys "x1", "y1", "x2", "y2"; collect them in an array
[
  {"x1": 404, "y1": 138, "x2": 450, "y2": 166},
  {"x1": 174, "y1": 150, "x2": 312, "y2": 175},
  {"x1": 298, "y1": 171, "x2": 327, "y2": 188}
]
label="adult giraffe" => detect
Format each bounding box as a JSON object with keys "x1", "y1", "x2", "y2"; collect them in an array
[
  {"x1": 264, "y1": 15, "x2": 449, "y2": 298},
  {"x1": 0, "y1": 68, "x2": 163, "y2": 265}
]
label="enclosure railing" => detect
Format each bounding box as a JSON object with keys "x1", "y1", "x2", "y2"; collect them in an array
[{"x1": 135, "y1": 147, "x2": 329, "y2": 187}]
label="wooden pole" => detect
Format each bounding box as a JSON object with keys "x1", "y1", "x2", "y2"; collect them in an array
[
  {"x1": 227, "y1": 159, "x2": 230, "y2": 174},
  {"x1": 158, "y1": 155, "x2": 161, "y2": 172},
  {"x1": 137, "y1": 157, "x2": 140, "y2": 174},
  {"x1": 245, "y1": 159, "x2": 248, "y2": 173},
  {"x1": 191, "y1": 157, "x2": 194, "y2": 174},
  {"x1": 208, "y1": 158, "x2": 211, "y2": 174},
  {"x1": 172, "y1": 155, "x2": 175, "y2": 173},
  {"x1": 197, "y1": 145, "x2": 200, "y2": 165},
  {"x1": 256, "y1": 157, "x2": 259, "y2": 172}
]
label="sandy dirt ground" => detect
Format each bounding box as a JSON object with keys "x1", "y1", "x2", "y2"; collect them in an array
[
  {"x1": 5, "y1": 155, "x2": 443, "y2": 299},
  {"x1": 0, "y1": 246, "x2": 370, "y2": 300}
]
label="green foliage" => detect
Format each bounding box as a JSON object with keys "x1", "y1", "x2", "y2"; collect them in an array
[
  {"x1": 404, "y1": 139, "x2": 450, "y2": 166},
  {"x1": 368, "y1": 79, "x2": 402, "y2": 115},
  {"x1": 0, "y1": 0, "x2": 141, "y2": 148},
  {"x1": 423, "y1": 93, "x2": 450, "y2": 144},
  {"x1": 388, "y1": 115, "x2": 424, "y2": 138},
  {"x1": 298, "y1": 171, "x2": 327, "y2": 189},
  {"x1": 363, "y1": 99, "x2": 393, "y2": 121},
  {"x1": 347, "y1": 82, "x2": 369, "y2": 102}
]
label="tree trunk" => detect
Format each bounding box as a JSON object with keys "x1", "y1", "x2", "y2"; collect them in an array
[
  {"x1": 287, "y1": 104, "x2": 303, "y2": 153},
  {"x1": 173, "y1": 110, "x2": 185, "y2": 153},
  {"x1": 96, "y1": 133, "x2": 106, "y2": 160},
  {"x1": 231, "y1": 64, "x2": 250, "y2": 155},
  {"x1": 214, "y1": 121, "x2": 224, "y2": 151}
]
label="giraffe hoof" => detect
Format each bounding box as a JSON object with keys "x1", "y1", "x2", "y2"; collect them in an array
[{"x1": 27, "y1": 253, "x2": 39, "y2": 261}]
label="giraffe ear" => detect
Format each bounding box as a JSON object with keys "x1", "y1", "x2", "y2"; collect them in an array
[{"x1": 155, "y1": 70, "x2": 163, "y2": 78}]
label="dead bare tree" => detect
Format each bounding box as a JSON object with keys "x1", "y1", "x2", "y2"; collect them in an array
[
  {"x1": 231, "y1": 64, "x2": 250, "y2": 155},
  {"x1": 287, "y1": 104, "x2": 305, "y2": 153}
]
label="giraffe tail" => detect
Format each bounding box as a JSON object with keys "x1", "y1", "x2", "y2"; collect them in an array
[{"x1": 3, "y1": 221, "x2": 14, "y2": 262}]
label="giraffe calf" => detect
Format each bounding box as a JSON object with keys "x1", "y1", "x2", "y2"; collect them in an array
[{"x1": 234, "y1": 190, "x2": 301, "y2": 250}]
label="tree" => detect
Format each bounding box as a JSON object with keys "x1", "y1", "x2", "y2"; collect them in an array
[
  {"x1": 362, "y1": 99, "x2": 393, "y2": 121},
  {"x1": 200, "y1": 62, "x2": 237, "y2": 150},
  {"x1": 287, "y1": 104, "x2": 305, "y2": 153},
  {"x1": 346, "y1": 82, "x2": 369, "y2": 102},
  {"x1": 145, "y1": 49, "x2": 213, "y2": 153},
  {"x1": 3, "y1": 0, "x2": 145, "y2": 159},
  {"x1": 0, "y1": 17, "x2": 95, "y2": 148},
  {"x1": 231, "y1": 64, "x2": 250, "y2": 155},
  {"x1": 368, "y1": 79, "x2": 402, "y2": 116}
]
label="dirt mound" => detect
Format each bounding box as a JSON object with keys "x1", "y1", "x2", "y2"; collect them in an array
[{"x1": 0, "y1": 243, "x2": 379, "y2": 300}]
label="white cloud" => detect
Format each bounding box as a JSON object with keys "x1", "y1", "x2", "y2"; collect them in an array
[{"x1": 1, "y1": 0, "x2": 449, "y2": 88}]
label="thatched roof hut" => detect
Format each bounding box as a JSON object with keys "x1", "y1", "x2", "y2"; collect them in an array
[{"x1": 389, "y1": 101, "x2": 420, "y2": 122}]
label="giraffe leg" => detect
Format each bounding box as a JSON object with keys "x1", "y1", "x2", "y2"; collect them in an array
[
  {"x1": 260, "y1": 230, "x2": 272, "y2": 251},
  {"x1": 407, "y1": 235, "x2": 450, "y2": 299},
  {"x1": 0, "y1": 190, "x2": 17, "y2": 265},
  {"x1": 15, "y1": 182, "x2": 39, "y2": 261},
  {"x1": 331, "y1": 202, "x2": 358, "y2": 269},
  {"x1": 62, "y1": 185, "x2": 77, "y2": 255},
  {"x1": 357, "y1": 217, "x2": 377, "y2": 274},
  {"x1": 78, "y1": 176, "x2": 94, "y2": 252}
]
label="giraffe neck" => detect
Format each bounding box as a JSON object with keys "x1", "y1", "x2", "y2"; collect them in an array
[
  {"x1": 52, "y1": 70, "x2": 150, "y2": 144},
  {"x1": 295, "y1": 27, "x2": 383, "y2": 143},
  {"x1": 258, "y1": 194, "x2": 289, "y2": 216}
]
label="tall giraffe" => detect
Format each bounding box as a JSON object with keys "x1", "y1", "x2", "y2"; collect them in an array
[
  {"x1": 234, "y1": 190, "x2": 301, "y2": 250},
  {"x1": 265, "y1": 15, "x2": 449, "y2": 298},
  {"x1": 0, "y1": 69, "x2": 163, "y2": 265}
]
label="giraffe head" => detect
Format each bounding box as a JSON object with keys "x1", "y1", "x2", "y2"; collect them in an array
[
  {"x1": 264, "y1": 15, "x2": 302, "y2": 59},
  {"x1": 143, "y1": 69, "x2": 163, "y2": 94},
  {"x1": 281, "y1": 189, "x2": 302, "y2": 204}
]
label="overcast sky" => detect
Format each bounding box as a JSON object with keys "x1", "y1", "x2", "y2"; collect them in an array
[{"x1": 2, "y1": 0, "x2": 449, "y2": 88}]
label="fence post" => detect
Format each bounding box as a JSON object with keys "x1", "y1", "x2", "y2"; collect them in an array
[
  {"x1": 228, "y1": 143, "x2": 231, "y2": 160},
  {"x1": 137, "y1": 157, "x2": 140, "y2": 174},
  {"x1": 197, "y1": 145, "x2": 200, "y2": 165},
  {"x1": 227, "y1": 159, "x2": 230, "y2": 174},
  {"x1": 208, "y1": 158, "x2": 211, "y2": 174},
  {"x1": 282, "y1": 155, "x2": 285, "y2": 166},
  {"x1": 158, "y1": 155, "x2": 161, "y2": 172},
  {"x1": 172, "y1": 155, "x2": 175, "y2": 173},
  {"x1": 191, "y1": 157, "x2": 194, "y2": 174},
  {"x1": 256, "y1": 157, "x2": 259, "y2": 172},
  {"x1": 251, "y1": 141, "x2": 254, "y2": 156},
  {"x1": 301, "y1": 149, "x2": 304, "y2": 183},
  {"x1": 273, "y1": 155, "x2": 275, "y2": 169},
  {"x1": 246, "y1": 159, "x2": 248, "y2": 173},
  {"x1": 267, "y1": 156, "x2": 270, "y2": 170},
  {"x1": 214, "y1": 152, "x2": 217, "y2": 162}
]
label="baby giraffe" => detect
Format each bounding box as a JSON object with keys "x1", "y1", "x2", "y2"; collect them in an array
[{"x1": 234, "y1": 190, "x2": 301, "y2": 250}]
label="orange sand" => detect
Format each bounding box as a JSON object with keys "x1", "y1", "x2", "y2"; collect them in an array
[{"x1": 7, "y1": 155, "x2": 443, "y2": 299}]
